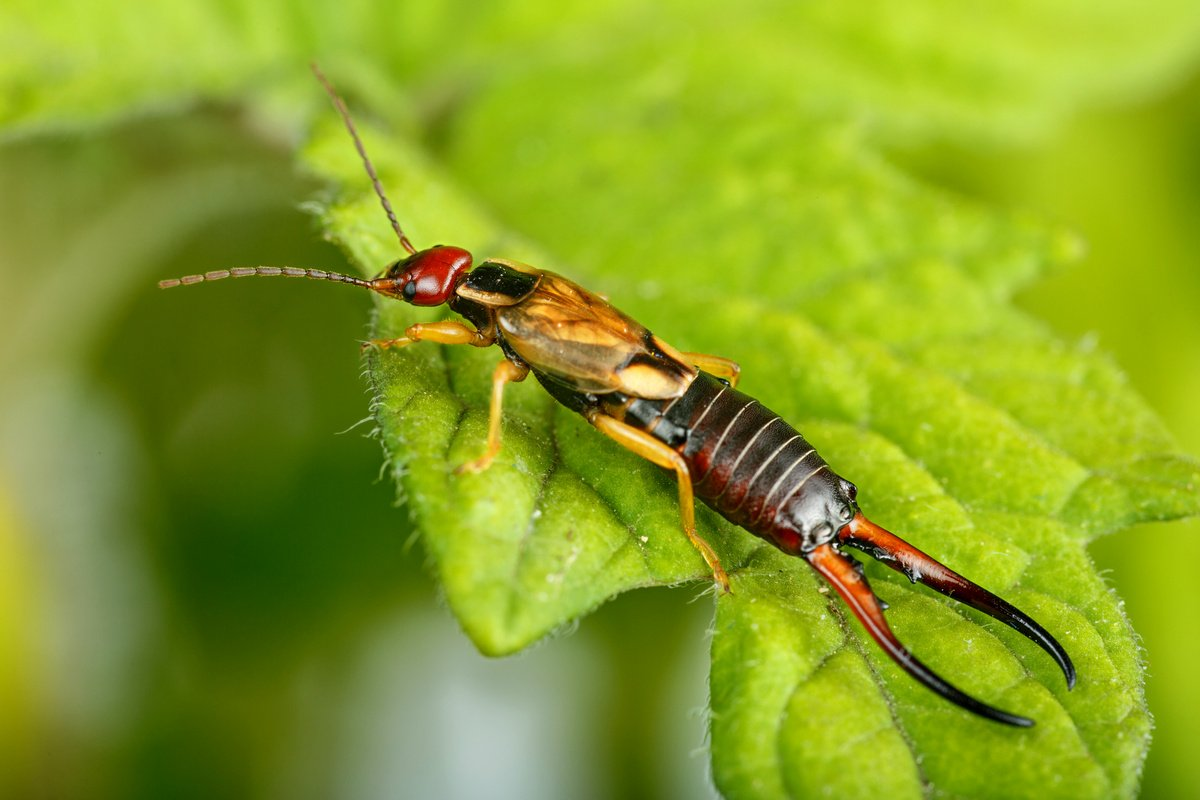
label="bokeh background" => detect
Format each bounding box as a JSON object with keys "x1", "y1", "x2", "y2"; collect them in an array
[{"x1": 2, "y1": 3, "x2": 1199, "y2": 798}]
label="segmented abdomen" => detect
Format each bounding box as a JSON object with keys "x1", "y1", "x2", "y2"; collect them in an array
[
  {"x1": 678, "y1": 374, "x2": 826, "y2": 521},
  {"x1": 624, "y1": 372, "x2": 854, "y2": 554}
]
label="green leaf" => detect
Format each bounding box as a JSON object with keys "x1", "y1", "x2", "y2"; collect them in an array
[
  {"x1": 297, "y1": 8, "x2": 1200, "y2": 799},
  {"x1": 9, "y1": 0, "x2": 1200, "y2": 796}
]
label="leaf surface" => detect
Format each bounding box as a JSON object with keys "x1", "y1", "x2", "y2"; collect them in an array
[
  {"x1": 7, "y1": 1, "x2": 1200, "y2": 796},
  {"x1": 299, "y1": 9, "x2": 1200, "y2": 797}
]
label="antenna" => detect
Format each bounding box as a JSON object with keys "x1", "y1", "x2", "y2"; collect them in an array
[
  {"x1": 310, "y1": 62, "x2": 417, "y2": 256},
  {"x1": 158, "y1": 266, "x2": 373, "y2": 290},
  {"x1": 158, "y1": 68, "x2": 417, "y2": 294}
]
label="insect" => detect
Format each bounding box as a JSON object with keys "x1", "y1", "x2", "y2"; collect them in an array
[{"x1": 160, "y1": 65, "x2": 1075, "y2": 727}]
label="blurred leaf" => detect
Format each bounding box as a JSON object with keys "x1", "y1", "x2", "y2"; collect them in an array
[
  {"x1": 0, "y1": 488, "x2": 40, "y2": 791},
  {"x1": 7, "y1": 0, "x2": 1200, "y2": 798}
]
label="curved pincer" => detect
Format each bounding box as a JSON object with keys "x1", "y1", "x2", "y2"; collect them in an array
[
  {"x1": 838, "y1": 513, "x2": 1075, "y2": 690},
  {"x1": 805, "y1": 542, "x2": 1036, "y2": 727}
]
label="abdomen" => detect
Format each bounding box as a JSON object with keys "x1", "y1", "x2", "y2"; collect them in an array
[{"x1": 620, "y1": 372, "x2": 856, "y2": 554}]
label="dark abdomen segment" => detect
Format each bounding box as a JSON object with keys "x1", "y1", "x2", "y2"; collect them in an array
[{"x1": 629, "y1": 372, "x2": 857, "y2": 555}]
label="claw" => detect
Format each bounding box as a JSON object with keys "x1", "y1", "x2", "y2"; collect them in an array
[
  {"x1": 361, "y1": 337, "x2": 412, "y2": 352},
  {"x1": 805, "y1": 542, "x2": 1036, "y2": 727},
  {"x1": 454, "y1": 453, "x2": 496, "y2": 475},
  {"x1": 839, "y1": 513, "x2": 1075, "y2": 690}
]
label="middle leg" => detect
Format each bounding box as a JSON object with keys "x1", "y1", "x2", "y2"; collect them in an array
[{"x1": 456, "y1": 359, "x2": 530, "y2": 474}]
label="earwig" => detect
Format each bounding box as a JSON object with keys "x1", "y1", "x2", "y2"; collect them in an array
[{"x1": 160, "y1": 65, "x2": 1075, "y2": 726}]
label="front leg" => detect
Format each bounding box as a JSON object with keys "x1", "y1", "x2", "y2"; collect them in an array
[{"x1": 365, "y1": 320, "x2": 495, "y2": 351}]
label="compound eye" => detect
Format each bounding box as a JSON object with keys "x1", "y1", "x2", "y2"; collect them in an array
[{"x1": 403, "y1": 280, "x2": 417, "y2": 300}]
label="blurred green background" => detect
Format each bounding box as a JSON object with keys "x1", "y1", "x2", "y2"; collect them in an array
[{"x1": 2, "y1": 3, "x2": 1199, "y2": 798}]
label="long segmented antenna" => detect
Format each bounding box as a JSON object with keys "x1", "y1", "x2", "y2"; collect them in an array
[
  {"x1": 310, "y1": 62, "x2": 417, "y2": 256},
  {"x1": 839, "y1": 513, "x2": 1076, "y2": 690},
  {"x1": 158, "y1": 266, "x2": 373, "y2": 290},
  {"x1": 806, "y1": 541, "x2": 1037, "y2": 727}
]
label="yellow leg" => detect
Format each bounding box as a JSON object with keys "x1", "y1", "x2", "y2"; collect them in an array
[
  {"x1": 587, "y1": 412, "x2": 731, "y2": 593},
  {"x1": 455, "y1": 360, "x2": 530, "y2": 475},
  {"x1": 365, "y1": 320, "x2": 495, "y2": 351},
  {"x1": 680, "y1": 352, "x2": 741, "y2": 388}
]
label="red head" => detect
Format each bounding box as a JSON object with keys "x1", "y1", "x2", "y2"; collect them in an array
[{"x1": 371, "y1": 245, "x2": 473, "y2": 306}]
